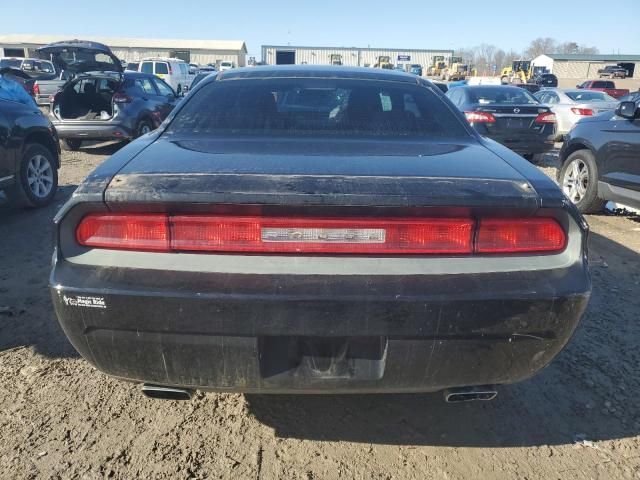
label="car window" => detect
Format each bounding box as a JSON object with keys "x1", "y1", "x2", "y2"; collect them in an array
[
  {"x1": 155, "y1": 62, "x2": 169, "y2": 75},
  {"x1": 153, "y1": 78, "x2": 175, "y2": 96},
  {"x1": 21, "y1": 60, "x2": 35, "y2": 71},
  {"x1": 565, "y1": 91, "x2": 616, "y2": 102},
  {"x1": 546, "y1": 92, "x2": 559, "y2": 104},
  {"x1": 36, "y1": 60, "x2": 55, "y2": 73},
  {"x1": 166, "y1": 78, "x2": 470, "y2": 139},
  {"x1": 179, "y1": 63, "x2": 188, "y2": 74},
  {"x1": 135, "y1": 78, "x2": 157, "y2": 95},
  {"x1": 467, "y1": 87, "x2": 538, "y2": 105},
  {"x1": 534, "y1": 91, "x2": 548, "y2": 103},
  {"x1": 592, "y1": 81, "x2": 613, "y2": 89},
  {"x1": 140, "y1": 62, "x2": 153, "y2": 74}
]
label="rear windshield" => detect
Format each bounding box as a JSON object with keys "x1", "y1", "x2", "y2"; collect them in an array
[
  {"x1": 155, "y1": 62, "x2": 169, "y2": 74},
  {"x1": 566, "y1": 91, "x2": 616, "y2": 102},
  {"x1": 467, "y1": 87, "x2": 538, "y2": 105},
  {"x1": 592, "y1": 81, "x2": 614, "y2": 88},
  {"x1": 140, "y1": 62, "x2": 153, "y2": 74},
  {"x1": 165, "y1": 78, "x2": 468, "y2": 139}
]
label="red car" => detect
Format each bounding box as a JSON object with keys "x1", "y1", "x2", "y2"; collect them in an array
[{"x1": 576, "y1": 80, "x2": 629, "y2": 99}]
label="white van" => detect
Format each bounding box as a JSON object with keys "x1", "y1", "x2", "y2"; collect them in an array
[
  {"x1": 219, "y1": 61, "x2": 235, "y2": 71},
  {"x1": 138, "y1": 58, "x2": 194, "y2": 94}
]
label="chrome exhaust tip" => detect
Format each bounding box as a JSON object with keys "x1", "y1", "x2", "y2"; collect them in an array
[
  {"x1": 141, "y1": 384, "x2": 193, "y2": 401},
  {"x1": 444, "y1": 386, "x2": 497, "y2": 403}
]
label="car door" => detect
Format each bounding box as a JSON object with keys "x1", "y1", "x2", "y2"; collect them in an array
[
  {"x1": 150, "y1": 77, "x2": 179, "y2": 122},
  {"x1": 600, "y1": 102, "x2": 640, "y2": 193},
  {"x1": 133, "y1": 77, "x2": 161, "y2": 126}
]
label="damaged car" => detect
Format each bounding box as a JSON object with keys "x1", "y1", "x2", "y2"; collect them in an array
[
  {"x1": 49, "y1": 71, "x2": 180, "y2": 150},
  {"x1": 51, "y1": 66, "x2": 590, "y2": 401},
  {"x1": 34, "y1": 40, "x2": 180, "y2": 150}
]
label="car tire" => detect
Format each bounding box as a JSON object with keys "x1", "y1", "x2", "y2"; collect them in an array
[
  {"x1": 7, "y1": 143, "x2": 58, "y2": 208},
  {"x1": 136, "y1": 119, "x2": 154, "y2": 138},
  {"x1": 62, "y1": 139, "x2": 82, "y2": 151},
  {"x1": 558, "y1": 149, "x2": 606, "y2": 214}
]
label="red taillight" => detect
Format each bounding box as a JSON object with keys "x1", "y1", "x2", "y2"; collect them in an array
[
  {"x1": 33, "y1": 82, "x2": 40, "y2": 95},
  {"x1": 113, "y1": 92, "x2": 133, "y2": 103},
  {"x1": 76, "y1": 214, "x2": 169, "y2": 251},
  {"x1": 535, "y1": 112, "x2": 556, "y2": 124},
  {"x1": 464, "y1": 111, "x2": 496, "y2": 123},
  {"x1": 76, "y1": 214, "x2": 567, "y2": 255},
  {"x1": 476, "y1": 218, "x2": 566, "y2": 253},
  {"x1": 570, "y1": 107, "x2": 593, "y2": 116}
]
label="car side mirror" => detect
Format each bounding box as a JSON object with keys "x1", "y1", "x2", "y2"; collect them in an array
[
  {"x1": 575, "y1": 84, "x2": 581, "y2": 88},
  {"x1": 616, "y1": 101, "x2": 638, "y2": 120}
]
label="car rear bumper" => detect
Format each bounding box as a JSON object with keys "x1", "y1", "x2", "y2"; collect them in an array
[
  {"x1": 487, "y1": 133, "x2": 556, "y2": 155},
  {"x1": 50, "y1": 227, "x2": 590, "y2": 393},
  {"x1": 51, "y1": 121, "x2": 133, "y2": 140}
]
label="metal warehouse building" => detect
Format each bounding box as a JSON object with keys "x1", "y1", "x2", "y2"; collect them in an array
[
  {"x1": 262, "y1": 45, "x2": 453, "y2": 69},
  {"x1": 0, "y1": 34, "x2": 247, "y2": 67},
  {"x1": 532, "y1": 53, "x2": 640, "y2": 79}
]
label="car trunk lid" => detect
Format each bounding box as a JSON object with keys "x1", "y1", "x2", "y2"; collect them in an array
[
  {"x1": 105, "y1": 137, "x2": 540, "y2": 210},
  {"x1": 35, "y1": 40, "x2": 123, "y2": 75}
]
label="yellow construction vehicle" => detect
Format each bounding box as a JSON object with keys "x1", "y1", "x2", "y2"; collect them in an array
[
  {"x1": 427, "y1": 56, "x2": 447, "y2": 76},
  {"x1": 444, "y1": 59, "x2": 469, "y2": 81},
  {"x1": 501, "y1": 60, "x2": 532, "y2": 84},
  {"x1": 372, "y1": 56, "x2": 393, "y2": 69}
]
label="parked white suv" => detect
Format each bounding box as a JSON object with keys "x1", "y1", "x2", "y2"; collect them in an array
[
  {"x1": 219, "y1": 61, "x2": 235, "y2": 71},
  {"x1": 138, "y1": 58, "x2": 194, "y2": 94}
]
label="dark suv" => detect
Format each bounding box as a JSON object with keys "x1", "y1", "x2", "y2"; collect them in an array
[
  {"x1": 559, "y1": 100, "x2": 640, "y2": 213},
  {"x1": 49, "y1": 72, "x2": 180, "y2": 150},
  {"x1": 1, "y1": 98, "x2": 60, "y2": 207},
  {"x1": 532, "y1": 73, "x2": 558, "y2": 87}
]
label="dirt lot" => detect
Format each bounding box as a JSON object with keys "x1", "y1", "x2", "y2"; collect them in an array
[{"x1": 1, "y1": 143, "x2": 639, "y2": 479}]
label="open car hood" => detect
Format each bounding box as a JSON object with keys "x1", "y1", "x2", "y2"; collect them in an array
[{"x1": 35, "y1": 40, "x2": 123, "y2": 74}]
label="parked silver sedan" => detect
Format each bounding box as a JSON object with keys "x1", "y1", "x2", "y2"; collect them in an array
[{"x1": 534, "y1": 88, "x2": 619, "y2": 139}]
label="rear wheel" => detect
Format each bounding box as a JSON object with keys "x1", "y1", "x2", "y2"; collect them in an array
[
  {"x1": 136, "y1": 119, "x2": 154, "y2": 138},
  {"x1": 559, "y1": 149, "x2": 606, "y2": 214},
  {"x1": 7, "y1": 143, "x2": 58, "y2": 208},
  {"x1": 62, "y1": 138, "x2": 82, "y2": 151}
]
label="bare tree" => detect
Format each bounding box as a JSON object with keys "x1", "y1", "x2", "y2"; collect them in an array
[
  {"x1": 474, "y1": 43, "x2": 498, "y2": 75},
  {"x1": 525, "y1": 37, "x2": 556, "y2": 58},
  {"x1": 494, "y1": 49, "x2": 507, "y2": 71},
  {"x1": 558, "y1": 42, "x2": 600, "y2": 55}
]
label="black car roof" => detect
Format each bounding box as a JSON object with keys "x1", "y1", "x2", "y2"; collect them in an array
[{"x1": 217, "y1": 65, "x2": 421, "y2": 84}]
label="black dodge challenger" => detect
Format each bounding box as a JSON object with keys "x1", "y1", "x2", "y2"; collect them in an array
[{"x1": 51, "y1": 66, "x2": 590, "y2": 401}]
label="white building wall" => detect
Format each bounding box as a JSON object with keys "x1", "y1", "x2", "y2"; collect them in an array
[
  {"x1": 1, "y1": 44, "x2": 246, "y2": 67},
  {"x1": 262, "y1": 46, "x2": 452, "y2": 70},
  {"x1": 531, "y1": 55, "x2": 554, "y2": 73},
  {"x1": 111, "y1": 47, "x2": 245, "y2": 66}
]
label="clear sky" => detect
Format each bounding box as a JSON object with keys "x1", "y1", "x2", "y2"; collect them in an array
[{"x1": 4, "y1": 0, "x2": 639, "y2": 58}]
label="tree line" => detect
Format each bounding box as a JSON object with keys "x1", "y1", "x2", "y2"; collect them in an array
[{"x1": 455, "y1": 38, "x2": 600, "y2": 75}]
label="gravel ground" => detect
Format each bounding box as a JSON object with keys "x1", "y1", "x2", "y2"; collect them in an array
[{"x1": 1, "y1": 143, "x2": 639, "y2": 479}]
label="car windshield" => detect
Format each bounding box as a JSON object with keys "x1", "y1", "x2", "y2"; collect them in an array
[
  {"x1": 0, "y1": 58, "x2": 22, "y2": 68},
  {"x1": 166, "y1": 78, "x2": 469, "y2": 139},
  {"x1": 566, "y1": 91, "x2": 616, "y2": 102},
  {"x1": 468, "y1": 87, "x2": 538, "y2": 105}
]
